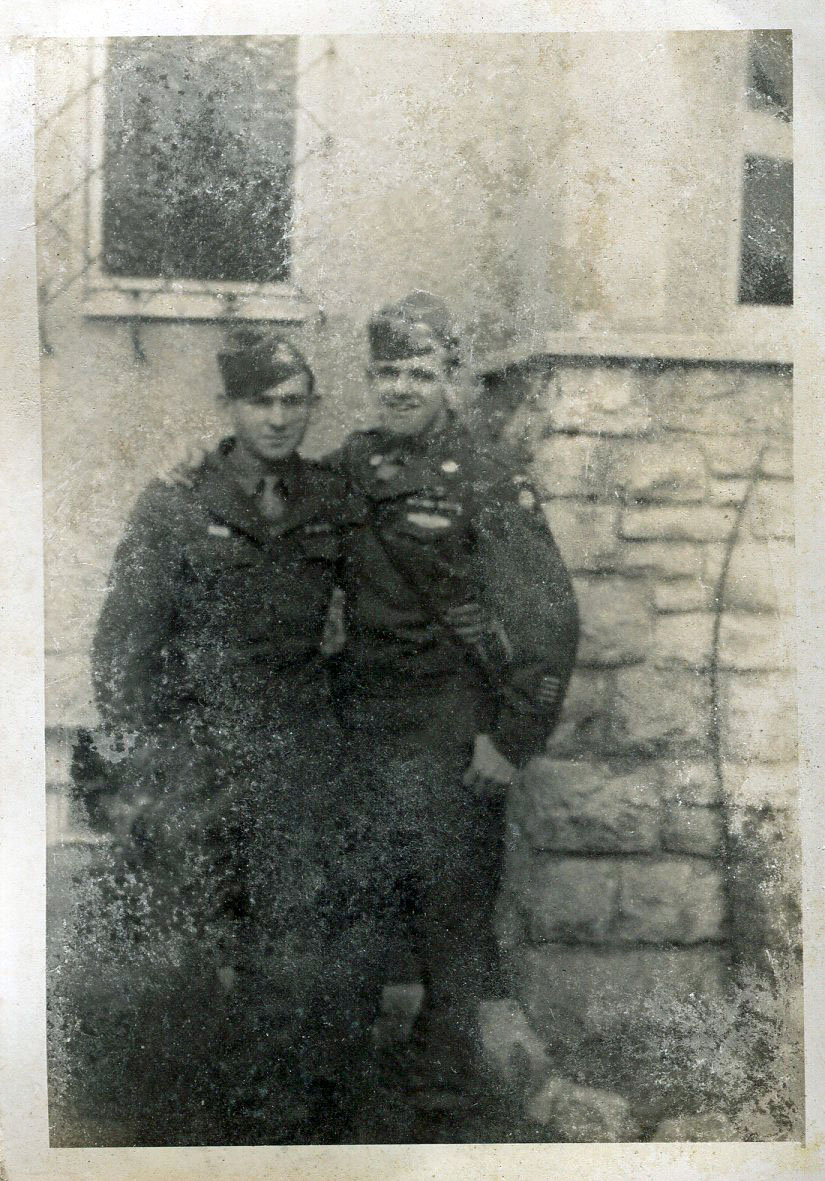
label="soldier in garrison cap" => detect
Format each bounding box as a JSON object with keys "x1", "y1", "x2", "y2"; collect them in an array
[
  {"x1": 329, "y1": 291, "x2": 579, "y2": 1125},
  {"x1": 71, "y1": 331, "x2": 371, "y2": 1146}
]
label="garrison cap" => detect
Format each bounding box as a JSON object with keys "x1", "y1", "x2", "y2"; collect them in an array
[
  {"x1": 218, "y1": 329, "x2": 315, "y2": 400},
  {"x1": 368, "y1": 290, "x2": 460, "y2": 368}
]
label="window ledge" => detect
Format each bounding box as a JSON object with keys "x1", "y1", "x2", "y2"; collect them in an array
[
  {"x1": 83, "y1": 283, "x2": 318, "y2": 323},
  {"x1": 477, "y1": 327, "x2": 792, "y2": 375}
]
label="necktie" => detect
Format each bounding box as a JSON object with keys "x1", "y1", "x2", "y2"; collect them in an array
[
  {"x1": 256, "y1": 476, "x2": 287, "y2": 522},
  {"x1": 375, "y1": 450, "x2": 408, "y2": 482}
]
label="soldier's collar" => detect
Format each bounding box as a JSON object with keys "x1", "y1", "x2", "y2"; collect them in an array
[
  {"x1": 372, "y1": 409, "x2": 462, "y2": 460},
  {"x1": 220, "y1": 438, "x2": 303, "y2": 499}
]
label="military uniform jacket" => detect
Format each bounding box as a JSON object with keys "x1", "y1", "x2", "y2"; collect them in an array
[
  {"x1": 329, "y1": 416, "x2": 580, "y2": 765},
  {"x1": 92, "y1": 440, "x2": 352, "y2": 739}
]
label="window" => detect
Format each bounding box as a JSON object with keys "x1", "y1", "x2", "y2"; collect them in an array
[
  {"x1": 738, "y1": 154, "x2": 792, "y2": 305},
  {"x1": 747, "y1": 29, "x2": 792, "y2": 121},
  {"x1": 736, "y1": 30, "x2": 793, "y2": 308},
  {"x1": 85, "y1": 37, "x2": 315, "y2": 321}
]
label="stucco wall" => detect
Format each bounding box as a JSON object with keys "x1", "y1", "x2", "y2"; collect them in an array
[{"x1": 35, "y1": 31, "x2": 768, "y2": 731}]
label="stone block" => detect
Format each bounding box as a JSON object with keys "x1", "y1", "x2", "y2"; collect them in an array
[
  {"x1": 616, "y1": 857, "x2": 726, "y2": 943},
  {"x1": 703, "y1": 436, "x2": 764, "y2": 477},
  {"x1": 517, "y1": 758, "x2": 661, "y2": 852},
  {"x1": 548, "y1": 365, "x2": 652, "y2": 436},
  {"x1": 653, "y1": 366, "x2": 743, "y2": 432},
  {"x1": 501, "y1": 827, "x2": 534, "y2": 895},
  {"x1": 723, "y1": 539, "x2": 795, "y2": 614},
  {"x1": 661, "y1": 804, "x2": 724, "y2": 856},
  {"x1": 722, "y1": 762, "x2": 798, "y2": 810},
  {"x1": 659, "y1": 760, "x2": 721, "y2": 805},
  {"x1": 653, "y1": 1112, "x2": 737, "y2": 1141},
  {"x1": 703, "y1": 542, "x2": 727, "y2": 590},
  {"x1": 613, "y1": 668, "x2": 712, "y2": 749},
  {"x1": 621, "y1": 541, "x2": 703, "y2": 578},
  {"x1": 519, "y1": 945, "x2": 728, "y2": 1040},
  {"x1": 747, "y1": 480, "x2": 795, "y2": 540},
  {"x1": 761, "y1": 443, "x2": 793, "y2": 479},
  {"x1": 623, "y1": 442, "x2": 706, "y2": 503},
  {"x1": 527, "y1": 858, "x2": 618, "y2": 943},
  {"x1": 544, "y1": 670, "x2": 611, "y2": 752},
  {"x1": 653, "y1": 579, "x2": 711, "y2": 613},
  {"x1": 477, "y1": 999, "x2": 551, "y2": 1095},
  {"x1": 656, "y1": 366, "x2": 791, "y2": 436},
  {"x1": 574, "y1": 577, "x2": 651, "y2": 665},
  {"x1": 531, "y1": 434, "x2": 616, "y2": 499},
  {"x1": 620, "y1": 505, "x2": 735, "y2": 542},
  {"x1": 707, "y1": 478, "x2": 749, "y2": 506},
  {"x1": 653, "y1": 613, "x2": 715, "y2": 669},
  {"x1": 718, "y1": 613, "x2": 795, "y2": 670},
  {"x1": 720, "y1": 672, "x2": 798, "y2": 763},
  {"x1": 542, "y1": 501, "x2": 619, "y2": 572},
  {"x1": 526, "y1": 1077, "x2": 641, "y2": 1142},
  {"x1": 494, "y1": 893, "x2": 527, "y2": 955}
]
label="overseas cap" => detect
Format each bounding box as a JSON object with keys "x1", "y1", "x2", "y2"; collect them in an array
[
  {"x1": 218, "y1": 330, "x2": 315, "y2": 400},
  {"x1": 368, "y1": 290, "x2": 460, "y2": 367}
]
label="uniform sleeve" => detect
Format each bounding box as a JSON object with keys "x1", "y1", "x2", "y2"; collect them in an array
[
  {"x1": 472, "y1": 467, "x2": 579, "y2": 765},
  {"x1": 91, "y1": 483, "x2": 184, "y2": 736}
]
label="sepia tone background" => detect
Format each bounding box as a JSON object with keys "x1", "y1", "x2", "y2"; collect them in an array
[{"x1": 37, "y1": 32, "x2": 799, "y2": 1141}]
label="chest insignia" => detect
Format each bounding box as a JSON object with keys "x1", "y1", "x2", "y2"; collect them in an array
[
  {"x1": 406, "y1": 511, "x2": 452, "y2": 530},
  {"x1": 207, "y1": 523, "x2": 232, "y2": 538},
  {"x1": 440, "y1": 459, "x2": 459, "y2": 474}
]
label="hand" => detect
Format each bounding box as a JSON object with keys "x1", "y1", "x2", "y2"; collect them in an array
[
  {"x1": 158, "y1": 444, "x2": 209, "y2": 489},
  {"x1": 536, "y1": 673, "x2": 563, "y2": 708},
  {"x1": 462, "y1": 733, "x2": 518, "y2": 797},
  {"x1": 443, "y1": 600, "x2": 488, "y2": 644}
]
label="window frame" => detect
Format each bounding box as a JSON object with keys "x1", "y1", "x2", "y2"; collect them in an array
[
  {"x1": 725, "y1": 30, "x2": 793, "y2": 350},
  {"x1": 82, "y1": 38, "x2": 317, "y2": 323}
]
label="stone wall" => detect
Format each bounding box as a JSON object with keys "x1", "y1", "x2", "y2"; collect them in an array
[{"x1": 484, "y1": 355, "x2": 802, "y2": 1136}]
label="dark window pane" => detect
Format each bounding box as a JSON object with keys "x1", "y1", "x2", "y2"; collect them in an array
[
  {"x1": 102, "y1": 36, "x2": 296, "y2": 283},
  {"x1": 738, "y1": 155, "x2": 793, "y2": 306},
  {"x1": 747, "y1": 29, "x2": 792, "y2": 121}
]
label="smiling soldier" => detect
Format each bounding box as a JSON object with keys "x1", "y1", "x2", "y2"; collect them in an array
[
  {"x1": 330, "y1": 292, "x2": 580, "y2": 1130},
  {"x1": 75, "y1": 332, "x2": 369, "y2": 1146}
]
